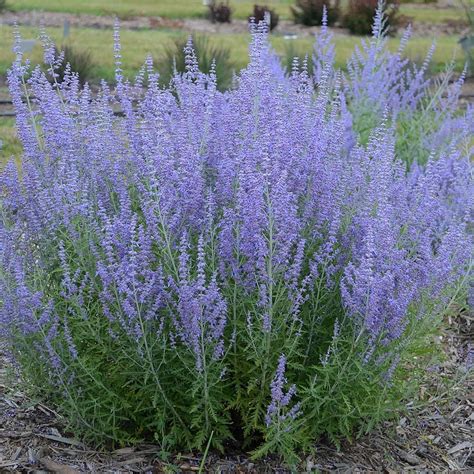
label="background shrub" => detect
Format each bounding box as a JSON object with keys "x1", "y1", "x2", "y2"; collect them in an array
[
  {"x1": 283, "y1": 43, "x2": 314, "y2": 76},
  {"x1": 53, "y1": 44, "x2": 95, "y2": 84},
  {"x1": 249, "y1": 5, "x2": 280, "y2": 31},
  {"x1": 343, "y1": 0, "x2": 401, "y2": 35},
  {"x1": 291, "y1": 0, "x2": 340, "y2": 26},
  {"x1": 157, "y1": 35, "x2": 235, "y2": 90},
  {"x1": 1, "y1": 14, "x2": 472, "y2": 467},
  {"x1": 0, "y1": 0, "x2": 7, "y2": 13},
  {"x1": 208, "y1": 0, "x2": 232, "y2": 23}
]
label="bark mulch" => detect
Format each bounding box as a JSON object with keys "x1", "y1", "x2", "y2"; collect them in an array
[{"x1": 1, "y1": 306, "x2": 472, "y2": 473}]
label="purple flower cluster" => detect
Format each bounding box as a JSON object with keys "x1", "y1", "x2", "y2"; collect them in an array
[
  {"x1": 0, "y1": 14, "x2": 472, "y2": 451},
  {"x1": 266, "y1": 355, "x2": 301, "y2": 427}
]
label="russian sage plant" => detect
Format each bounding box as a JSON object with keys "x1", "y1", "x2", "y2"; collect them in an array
[{"x1": 1, "y1": 10, "x2": 472, "y2": 464}]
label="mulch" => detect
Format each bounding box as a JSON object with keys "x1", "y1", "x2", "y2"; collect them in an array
[{"x1": 1, "y1": 306, "x2": 472, "y2": 473}]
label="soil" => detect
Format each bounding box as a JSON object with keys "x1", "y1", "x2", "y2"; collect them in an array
[{"x1": 1, "y1": 307, "x2": 472, "y2": 473}]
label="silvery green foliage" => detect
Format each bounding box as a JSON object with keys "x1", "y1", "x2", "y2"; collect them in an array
[{"x1": 1, "y1": 13, "x2": 472, "y2": 461}]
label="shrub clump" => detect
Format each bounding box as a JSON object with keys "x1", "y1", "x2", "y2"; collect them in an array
[
  {"x1": 1, "y1": 13, "x2": 473, "y2": 466},
  {"x1": 52, "y1": 44, "x2": 95, "y2": 85},
  {"x1": 208, "y1": 0, "x2": 232, "y2": 23},
  {"x1": 249, "y1": 5, "x2": 280, "y2": 31},
  {"x1": 292, "y1": 0, "x2": 340, "y2": 26},
  {"x1": 343, "y1": 0, "x2": 401, "y2": 35}
]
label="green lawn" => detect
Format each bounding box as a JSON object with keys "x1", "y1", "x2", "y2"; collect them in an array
[
  {"x1": 401, "y1": 5, "x2": 465, "y2": 23},
  {"x1": 7, "y1": 0, "x2": 468, "y2": 24},
  {"x1": 9, "y1": 0, "x2": 294, "y2": 20},
  {"x1": 0, "y1": 25, "x2": 464, "y2": 83},
  {"x1": 0, "y1": 117, "x2": 22, "y2": 167}
]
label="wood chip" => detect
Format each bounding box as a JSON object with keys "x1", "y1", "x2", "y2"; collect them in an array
[
  {"x1": 37, "y1": 433, "x2": 85, "y2": 448},
  {"x1": 113, "y1": 446, "x2": 136, "y2": 455},
  {"x1": 109, "y1": 457, "x2": 146, "y2": 467},
  {"x1": 0, "y1": 430, "x2": 32, "y2": 438},
  {"x1": 28, "y1": 447, "x2": 39, "y2": 464},
  {"x1": 397, "y1": 450, "x2": 423, "y2": 465},
  {"x1": 0, "y1": 461, "x2": 20, "y2": 468},
  {"x1": 447, "y1": 441, "x2": 473, "y2": 454},
  {"x1": 11, "y1": 446, "x2": 22, "y2": 460},
  {"x1": 39, "y1": 457, "x2": 81, "y2": 474},
  {"x1": 179, "y1": 464, "x2": 200, "y2": 472}
]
